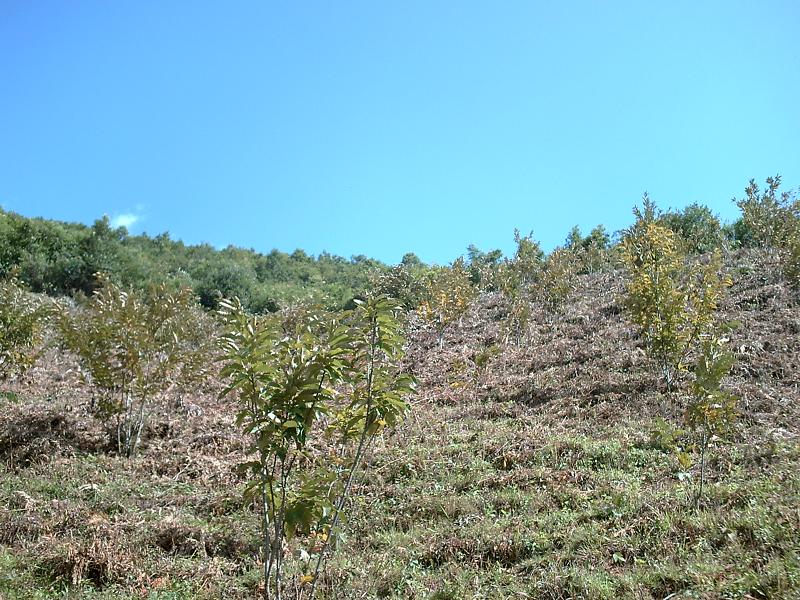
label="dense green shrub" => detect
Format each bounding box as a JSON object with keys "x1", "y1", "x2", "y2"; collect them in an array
[
  {"x1": 369, "y1": 263, "x2": 429, "y2": 310},
  {"x1": 466, "y1": 244, "x2": 504, "y2": 290},
  {"x1": 722, "y1": 218, "x2": 757, "y2": 248},
  {"x1": 0, "y1": 212, "x2": 122, "y2": 295},
  {"x1": 659, "y1": 203, "x2": 723, "y2": 254},
  {"x1": 735, "y1": 176, "x2": 798, "y2": 250},
  {"x1": 511, "y1": 229, "x2": 545, "y2": 285}
]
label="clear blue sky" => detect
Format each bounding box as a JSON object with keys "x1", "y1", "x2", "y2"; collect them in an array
[{"x1": 1, "y1": 1, "x2": 798, "y2": 264}]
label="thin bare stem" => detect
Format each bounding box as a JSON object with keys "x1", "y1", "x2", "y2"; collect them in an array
[{"x1": 310, "y1": 315, "x2": 379, "y2": 598}]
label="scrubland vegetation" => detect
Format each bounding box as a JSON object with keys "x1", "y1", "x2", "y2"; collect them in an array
[{"x1": 1, "y1": 176, "x2": 800, "y2": 599}]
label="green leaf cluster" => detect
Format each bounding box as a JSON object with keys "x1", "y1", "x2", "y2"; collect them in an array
[
  {"x1": 659, "y1": 203, "x2": 724, "y2": 254},
  {"x1": 565, "y1": 225, "x2": 613, "y2": 274}
]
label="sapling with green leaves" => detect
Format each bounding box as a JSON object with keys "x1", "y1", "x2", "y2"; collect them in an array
[
  {"x1": 571, "y1": 224, "x2": 612, "y2": 274},
  {"x1": 0, "y1": 276, "x2": 49, "y2": 381},
  {"x1": 511, "y1": 229, "x2": 545, "y2": 285},
  {"x1": 497, "y1": 230, "x2": 544, "y2": 345},
  {"x1": 309, "y1": 296, "x2": 414, "y2": 597},
  {"x1": 219, "y1": 295, "x2": 414, "y2": 599},
  {"x1": 735, "y1": 175, "x2": 798, "y2": 253},
  {"x1": 471, "y1": 343, "x2": 500, "y2": 401},
  {"x1": 734, "y1": 175, "x2": 800, "y2": 285},
  {"x1": 219, "y1": 298, "x2": 348, "y2": 599},
  {"x1": 539, "y1": 247, "x2": 580, "y2": 313},
  {"x1": 466, "y1": 244, "x2": 504, "y2": 291},
  {"x1": 685, "y1": 332, "x2": 737, "y2": 506},
  {"x1": 58, "y1": 275, "x2": 213, "y2": 457}
]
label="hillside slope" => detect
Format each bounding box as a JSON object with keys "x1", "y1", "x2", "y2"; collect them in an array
[{"x1": 1, "y1": 252, "x2": 799, "y2": 599}]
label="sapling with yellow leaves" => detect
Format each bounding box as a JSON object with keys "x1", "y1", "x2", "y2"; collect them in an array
[
  {"x1": 539, "y1": 247, "x2": 580, "y2": 313},
  {"x1": 417, "y1": 258, "x2": 475, "y2": 348},
  {"x1": 622, "y1": 196, "x2": 732, "y2": 391}
]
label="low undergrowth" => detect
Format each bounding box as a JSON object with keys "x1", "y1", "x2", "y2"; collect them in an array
[{"x1": 1, "y1": 392, "x2": 798, "y2": 599}]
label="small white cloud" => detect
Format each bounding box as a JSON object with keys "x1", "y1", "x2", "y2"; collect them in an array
[{"x1": 111, "y1": 213, "x2": 140, "y2": 229}]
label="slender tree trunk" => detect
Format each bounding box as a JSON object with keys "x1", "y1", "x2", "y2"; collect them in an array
[
  {"x1": 274, "y1": 459, "x2": 288, "y2": 600},
  {"x1": 116, "y1": 413, "x2": 123, "y2": 456},
  {"x1": 129, "y1": 393, "x2": 148, "y2": 457},
  {"x1": 265, "y1": 456, "x2": 278, "y2": 596},
  {"x1": 123, "y1": 393, "x2": 133, "y2": 457},
  {"x1": 697, "y1": 425, "x2": 708, "y2": 508},
  {"x1": 261, "y1": 481, "x2": 272, "y2": 600},
  {"x1": 310, "y1": 428, "x2": 371, "y2": 598},
  {"x1": 663, "y1": 361, "x2": 673, "y2": 394},
  {"x1": 310, "y1": 317, "x2": 379, "y2": 599}
]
